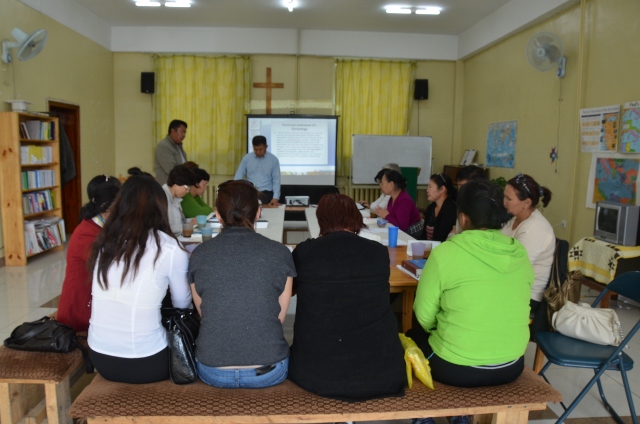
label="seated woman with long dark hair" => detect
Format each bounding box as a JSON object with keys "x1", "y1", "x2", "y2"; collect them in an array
[
  {"x1": 407, "y1": 180, "x2": 533, "y2": 424},
  {"x1": 87, "y1": 175, "x2": 192, "y2": 384},
  {"x1": 188, "y1": 180, "x2": 295, "y2": 389},
  {"x1": 57, "y1": 175, "x2": 121, "y2": 331},
  {"x1": 289, "y1": 193, "x2": 406, "y2": 401}
]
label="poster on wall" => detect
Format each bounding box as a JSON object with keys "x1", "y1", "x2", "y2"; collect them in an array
[
  {"x1": 586, "y1": 152, "x2": 640, "y2": 208},
  {"x1": 620, "y1": 101, "x2": 640, "y2": 153},
  {"x1": 485, "y1": 120, "x2": 516, "y2": 168},
  {"x1": 580, "y1": 105, "x2": 620, "y2": 152}
]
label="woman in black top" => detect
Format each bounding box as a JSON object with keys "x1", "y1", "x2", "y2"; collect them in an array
[
  {"x1": 421, "y1": 173, "x2": 457, "y2": 242},
  {"x1": 289, "y1": 193, "x2": 407, "y2": 401}
]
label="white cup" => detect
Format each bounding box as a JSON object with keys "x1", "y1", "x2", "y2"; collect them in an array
[{"x1": 407, "y1": 240, "x2": 431, "y2": 256}]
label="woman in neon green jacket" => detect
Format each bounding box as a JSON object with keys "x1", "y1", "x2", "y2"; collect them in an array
[{"x1": 407, "y1": 180, "x2": 533, "y2": 424}]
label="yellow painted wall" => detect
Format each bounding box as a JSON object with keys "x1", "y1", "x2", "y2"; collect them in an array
[
  {"x1": 460, "y1": 0, "x2": 640, "y2": 244},
  {"x1": 113, "y1": 53, "x2": 154, "y2": 177},
  {"x1": 0, "y1": 0, "x2": 115, "y2": 260}
]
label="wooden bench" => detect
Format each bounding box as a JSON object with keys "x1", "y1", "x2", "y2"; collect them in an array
[
  {"x1": 0, "y1": 345, "x2": 85, "y2": 424},
  {"x1": 70, "y1": 367, "x2": 561, "y2": 424}
]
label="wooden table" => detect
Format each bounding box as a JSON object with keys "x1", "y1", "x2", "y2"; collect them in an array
[{"x1": 305, "y1": 207, "x2": 419, "y2": 331}]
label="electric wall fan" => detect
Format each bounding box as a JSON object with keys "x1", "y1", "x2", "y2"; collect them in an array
[
  {"x1": 2, "y1": 27, "x2": 48, "y2": 64},
  {"x1": 526, "y1": 31, "x2": 566, "y2": 78}
]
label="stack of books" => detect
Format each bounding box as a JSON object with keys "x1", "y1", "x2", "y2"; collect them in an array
[{"x1": 400, "y1": 259, "x2": 427, "y2": 278}]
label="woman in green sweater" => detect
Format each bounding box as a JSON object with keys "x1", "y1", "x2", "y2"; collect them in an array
[
  {"x1": 407, "y1": 180, "x2": 533, "y2": 424},
  {"x1": 181, "y1": 167, "x2": 213, "y2": 218}
]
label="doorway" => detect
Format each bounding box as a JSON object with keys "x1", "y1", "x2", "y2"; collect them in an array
[{"x1": 48, "y1": 101, "x2": 82, "y2": 235}]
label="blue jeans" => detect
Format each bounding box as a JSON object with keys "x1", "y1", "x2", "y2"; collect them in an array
[{"x1": 196, "y1": 357, "x2": 289, "y2": 388}]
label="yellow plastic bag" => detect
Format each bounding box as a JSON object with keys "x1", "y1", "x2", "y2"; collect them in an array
[{"x1": 399, "y1": 333, "x2": 435, "y2": 390}]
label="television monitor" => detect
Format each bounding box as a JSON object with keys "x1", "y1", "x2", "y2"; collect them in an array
[
  {"x1": 594, "y1": 200, "x2": 640, "y2": 246},
  {"x1": 246, "y1": 115, "x2": 338, "y2": 186}
]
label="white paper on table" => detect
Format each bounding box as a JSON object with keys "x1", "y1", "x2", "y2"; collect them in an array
[
  {"x1": 366, "y1": 227, "x2": 388, "y2": 234},
  {"x1": 363, "y1": 218, "x2": 378, "y2": 225},
  {"x1": 358, "y1": 230, "x2": 382, "y2": 243},
  {"x1": 396, "y1": 264, "x2": 419, "y2": 281}
]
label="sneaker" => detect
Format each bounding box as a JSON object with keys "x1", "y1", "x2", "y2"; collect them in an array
[
  {"x1": 411, "y1": 419, "x2": 436, "y2": 424},
  {"x1": 449, "y1": 416, "x2": 471, "y2": 424}
]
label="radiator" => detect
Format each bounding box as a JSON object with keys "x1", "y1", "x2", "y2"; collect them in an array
[
  {"x1": 202, "y1": 184, "x2": 216, "y2": 207},
  {"x1": 350, "y1": 187, "x2": 380, "y2": 205}
]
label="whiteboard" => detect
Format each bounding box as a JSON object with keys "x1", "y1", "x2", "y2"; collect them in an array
[{"x1": 351, "y1": 135, "x2": 432, "y2": 184}]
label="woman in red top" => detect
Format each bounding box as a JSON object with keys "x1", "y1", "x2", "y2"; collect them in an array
[{"x1": 56, "y1": 175, "x2": 121, "y2": 331}]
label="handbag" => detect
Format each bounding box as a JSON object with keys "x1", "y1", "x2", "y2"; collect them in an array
[
  {"x1": 4, "y1": 316, "x2": 77, "y2": 353},
  {"x1": 406, "y1": 219, "x2": 425, "y2": 239},
  {"x1": 161, "y1": 308, "x2": 200, "y2": 384},
  {"x1": 552, "y1": 301, "x2": 623, "y2": 346},
  {"x1": 544, "y1": 240, "x2": 581, "y2": 325}
]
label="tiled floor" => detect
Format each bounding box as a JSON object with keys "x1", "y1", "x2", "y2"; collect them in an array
[{"x1": 1, "y1": 247, "x2": 639, "y2": 423}]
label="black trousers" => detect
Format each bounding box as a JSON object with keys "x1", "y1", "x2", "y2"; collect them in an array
[
  {"x1": 89, "y1": 346, "x2": 170, "y2": 384},
  {"x1": 405, "y1": 326, "x2": 524, "y2": 388},
  {"x1": 259, "y1": 190, "x2": 274, "y2": 204}
]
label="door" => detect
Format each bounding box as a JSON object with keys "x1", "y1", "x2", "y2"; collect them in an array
[{"x1": 48, "y1": 101, "x2": 81, "y2": 235}]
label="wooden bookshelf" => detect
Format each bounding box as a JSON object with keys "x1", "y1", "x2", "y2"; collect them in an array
[{"x1": 0, "y1": 112, "x2": 64, "y2": 266}]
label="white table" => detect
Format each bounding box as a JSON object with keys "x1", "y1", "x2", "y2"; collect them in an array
[
  {"x1": 257, "y1": 205, "x2": 286, "y2": 243},
  {"x1": 178, "y1": 205, "x2": 286, "y2": 244},
  {"x1": 304, "y1": 207, "x2": 415, "y2": 245}
]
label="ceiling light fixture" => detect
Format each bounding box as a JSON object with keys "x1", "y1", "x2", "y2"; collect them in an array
[
  {"x1": 386, "y1": 6, "x2": 411, "y2": 14},
  {"x1": 285, "y1": 0, "x2": 295, "y2": 12},
  {"x1": 165, "y1": 1, "x2": 191, "y2": 7},
  {"x1": 415, "y1": 6, "x2": 441, "y2": 15},
  {"x1": 135, "y1": 1, "x2": 161, "y2": 6}
]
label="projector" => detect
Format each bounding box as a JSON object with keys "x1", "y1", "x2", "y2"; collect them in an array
[{"x1": 285, "y1": 196, "x2": 310, "y2": 206}]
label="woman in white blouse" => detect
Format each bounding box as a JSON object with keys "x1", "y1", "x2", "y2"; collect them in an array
[
  {"x1": 87, "y1": 175, "x2": 192, "y2": 384},
  {"x1": 502, "y1": 173, "x2": 555, "y2": 314}
]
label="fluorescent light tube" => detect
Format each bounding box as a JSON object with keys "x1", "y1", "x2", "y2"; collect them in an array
[
  {"x1": 165, "y1": 1, "x2": 191, "y2": 7},
  {"x1": 136, "y1": 1, "x2": 161, "y2": 6},
  {"x1": 415, "y1": 7, "x2": 441, "y2": 15},
  {"x1": 386, "y1": 7, "x2": 411, "y2": 14}
]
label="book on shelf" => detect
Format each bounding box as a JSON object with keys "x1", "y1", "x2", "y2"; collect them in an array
[
  {"x1": 24, "y1": 217, "x2": 66, "y2": 255},
  {"x1": 23, "y1": 120, "x2": 54, "y2": 140},
  {"x1": 22, "y1": 190, "x2": 55, "y2": 215},
  {"x1": 22, "y1": 170, "x2": 56, "y2": 189},
  {"x1": 20, "y1": 145, "x2": 53, "y2": 165}
]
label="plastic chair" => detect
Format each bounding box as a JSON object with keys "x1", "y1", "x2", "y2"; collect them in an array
[{"x1": 534, "y1": 271, "x2": 640, "y2": 424}]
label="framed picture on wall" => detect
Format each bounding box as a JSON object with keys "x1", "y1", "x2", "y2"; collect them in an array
[{"x1": 586, "y1": 152, "x2": 640, "y2": 208}]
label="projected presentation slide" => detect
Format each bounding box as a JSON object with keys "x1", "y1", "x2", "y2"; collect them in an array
[{"x1": 247, "y1": 115, "x2": 338, "y2": 186}]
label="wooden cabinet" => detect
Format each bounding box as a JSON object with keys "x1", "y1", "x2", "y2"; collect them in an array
[{"x1": 0, "y1": 112, "x2": 65, "y2": 266}]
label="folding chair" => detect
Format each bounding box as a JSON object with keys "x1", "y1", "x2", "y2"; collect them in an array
[{"x1": 534, "y1": 270, "x2": 640, "y2": 424}]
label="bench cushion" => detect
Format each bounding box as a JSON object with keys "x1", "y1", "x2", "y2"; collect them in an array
[
  {"x1": 70, "y1": 368, "x2": 561, "y2": 421},
  {"x1": 0, "y1": 346, "x2": 83, "y2": 383}
]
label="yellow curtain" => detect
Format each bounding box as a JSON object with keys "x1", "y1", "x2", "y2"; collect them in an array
[
  {"x1": 154, "y1": 55, "x2": 251, "y2": 175},
  {"x1": 335, "y1": 59, "x2": 416, "y2": 177}
]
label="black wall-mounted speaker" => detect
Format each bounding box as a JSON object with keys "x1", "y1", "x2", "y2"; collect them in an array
[
  {"x1": 141, "y1": 72, "x2": 155, "y2": 94},
  {"x1": 414, "y1": 79, "x2": 429, "y2": 100}
]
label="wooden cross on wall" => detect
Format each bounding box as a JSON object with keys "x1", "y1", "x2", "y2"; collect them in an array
[{"x1": 253, "y1": 67, "x2": 284, "y2": 115}]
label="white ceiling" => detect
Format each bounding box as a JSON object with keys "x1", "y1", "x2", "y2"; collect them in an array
[
  {"x1": 60, "y1": 0, "x2": 513, "y2": 36},
  {"x1": 19, "y1": 0, "x2": 579, "y2": 59}
]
